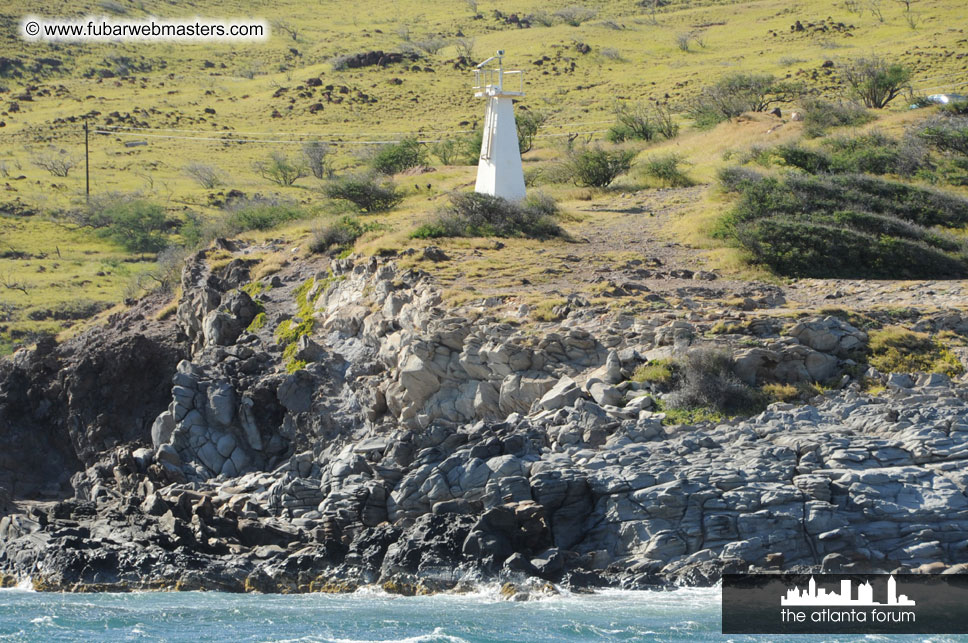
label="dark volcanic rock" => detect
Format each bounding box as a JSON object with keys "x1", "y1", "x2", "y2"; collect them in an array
[{"x1": 0, "y1": 295, "x2": 185, "y2": 497}]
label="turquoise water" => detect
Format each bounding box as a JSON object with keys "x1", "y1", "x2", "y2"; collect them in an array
[
  {"x1": 0, "y1": 586, "x2": 721, "y2": 642},
  {"x1": 1, "y1": 586, "x2": 966, "y2": 642}
]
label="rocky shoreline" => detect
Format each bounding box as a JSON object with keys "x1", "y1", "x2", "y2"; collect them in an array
[{"x1": 1, "y1": 246, "x2": 967, "y2": 595}]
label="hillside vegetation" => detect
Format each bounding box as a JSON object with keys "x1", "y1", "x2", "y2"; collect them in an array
[{"x1": 1, "y1": 0, "x2": 968, "y2": 353}]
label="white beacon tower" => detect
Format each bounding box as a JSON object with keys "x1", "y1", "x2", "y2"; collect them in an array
[{"x1": 473, "y1": 51, "x2": 526, "y2": 202}]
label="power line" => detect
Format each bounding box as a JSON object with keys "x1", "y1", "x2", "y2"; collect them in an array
[
  {"x1": 95, "y1": 119, "x2": 617, "y2": 138},
  {"x1": 911, "y1": 80, "x2": 968, "y2": 93},
  {"x1": 96, "y1": 125, "x2": 477, "y2": 136},
  {"x1": 93, "y1": 127, "x2": 615, "y2": 145},
  {"x1": 94, "y1": 130, "x2": 409, "y2": 144}
]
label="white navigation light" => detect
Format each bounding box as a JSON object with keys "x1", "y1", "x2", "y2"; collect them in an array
[{"x1": 472, "y1": 50, "x2": 526, "y2": 202}]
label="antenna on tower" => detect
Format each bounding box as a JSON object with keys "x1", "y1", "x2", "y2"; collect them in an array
[{"x1": 472, "y1": 50, "x2": 526, "y2": 202}]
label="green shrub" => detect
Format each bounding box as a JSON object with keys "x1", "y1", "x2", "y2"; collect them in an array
[
  {"x1": 867, "y1": 327, "x2": 964, "y2": 376},
  {"x1": 371, "y1": 137, "x2": 424, "y2": 174},
  {"x1": 715, "y1": 169, "x2": 968, "y2": 278},
  {"x1": 717, "y1": 166, "x2": 765, "y2": 192},
  {"x1": 323, "y1": 174, "x2": 402, "y2": 212},
  {"x1": 516, "y1": 110, "x2": 547, "y2": 154},
  {"x1": 842, "y1": 57, "x2": 912, "y2": 109},
  {"x1": 641, "y1": 154, "x2": 694, "y2": 187},
  {"x1": 229, "y1": 201, "x2": 307, "y2": 231},
  {"x1": 431, "y1": 133, "x2": 481, "y2": 166},
  {"x1": 412, "y1": 191, "x2": 563, "y2": 239},
  {"x1": 917, "y1": 116, "x2": 968, "y2": 156},
  {"x1": 732, "y1": 218, "x2": 967, "y2": 278},
  {"x1": 606, "y1": 102, "x2": 679, "y2": 142},
  {"x1": 666, "y1": 347, "x2": 762, "y2": 416},
  {"x1": 770, "y1": 144, "x2": 831, "y2": 173},
  {"x1": 824, "y1": 131, "x2": 909, "y2": 175},
  {"x1": 786, "y1": 173, "x2": 968, "y2": 228},
  {"x1": 607, "y1": 102, "x2": 659, "y2": 143},
  {"x1": 565, "y1": 146, "x2": 636, "y2": 187},
  {"x1": 89, "y1": 199, "x2": 168, "y2": 253},
  {"x1": 309, "y1": 216, "x2": 375, "y2": 253},
  {"x1": 800, "y1": 97, "x2": 874, "y2": 138},
  {"x1": 254, "y1": 151, "x2": 308, "y2": 186},
  {"x1": 631, "y1": 360, "x2": 675, "y2": 386},
  {"x1": 688, "y1": 73, "x2": 801, "y2": 128},
  {"x1": 760, "y1": 133, "x2": 928, "y2": 177},
  {"x1": 940, "y1": 100, "x2": 968, "y2": 117}
]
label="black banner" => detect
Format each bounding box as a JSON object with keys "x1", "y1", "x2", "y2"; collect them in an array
[{"x1": 722, "y1": 573, "x2": 968, "y2": 634}]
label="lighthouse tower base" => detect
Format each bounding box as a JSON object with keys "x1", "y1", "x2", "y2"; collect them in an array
[{"x1": 474, "y1": 95, "x2": 526, "y2": 202}]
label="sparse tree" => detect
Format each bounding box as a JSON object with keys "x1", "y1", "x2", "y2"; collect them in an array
[
  {"x1": 554, "y1": 5, "x2": 597, "y2": 26},
  {"x1": 843, "y1": 57, "x2": 911, "y2": 108},
  {"x1": 302, "y1": 140, "x2": 332, "y2": 179},
  {"x1": 565, "y1": 146, "x2": 636, "y2": 187},
  {"x1": 273, "y1": 20, "x2": 299, "y2": 41},
  {"x1": 516, "y1": 110, "x2": 547, "y2": 154},
  {"x1": 867, "y1": 0, "x2": 885, "y2": 21},
  {"x1": 254, "y1": 151, "x2": 308, "y2": 186},
  {"x1": 32, "y1": 149, "x2": 76, "y2": 177},
  {"x1": 689, "y1": 73, "x2": 802, "y2": 127},
  {"x1": 142, "y1": 245, "x2": 189, "y2": 293},
  {"x1": 455, "y1": 37, "x2": 475, "y2": 61},
  {"x1": 675, "y1": 33, "x2": 691, "y2": 51},
  {"x1": 1, "y1": 272, "x2": 28, "y2": 295},
  {"x1": 183, "y1": 162, "x2": 224, "y2": 189},
  {"x1": 415, "y1": 37, "x2": 448, "y2": 55}
]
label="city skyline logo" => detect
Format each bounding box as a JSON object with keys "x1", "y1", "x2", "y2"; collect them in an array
[{"x1": 781, "y1": 575, "x2": 916, "y2": 607}]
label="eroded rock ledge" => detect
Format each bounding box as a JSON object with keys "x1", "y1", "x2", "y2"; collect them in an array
[{"x1": 1, "y1": 248, "x2": 966, "y2": 593}]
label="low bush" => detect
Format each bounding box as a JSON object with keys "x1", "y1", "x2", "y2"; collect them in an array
[
  {"x1": 717, "y1": 166, "x2": 765, "y2": 192},
  {"x1": 641, "y1": 154, "x2": 694, "y2": 187},
  {"x1": 254, "y1": 151, "x2": 307, "y2": 186},
  {"x1": 769, "y1": 144, "x2": 831, "y2": 174},
  {"x1": 824, "y1": 131, "x2": 926, "y2": 175},
  {"x1": 759, "y1": 133, "x2": 928, "y2": 177},
  {"x1": 371, "y1": 137, "x2": 424, "y2": 175},
  {"x1": 323, "y1": 174, "x2": 402, "y2": 212},
  {"x1": 917, "y1": 116, "x2": 968, "y2": 156},
  {"x1": 940, "y1": 100, "x2": 968, "y2": 117},
  {"x1": 565, "y1": 146, "x2": 636, "y2": 187},
  {"x1": 631, "y1": 360, "x2": 675, "y2": 386},
  {"x1": 665, "y1": 347, "x2": 762, "y2": 415},
  {"x1": 800, "y1": 97, "x2": 874, "y2": 137},
  {"x1": 227, "y1": 200, "x2": 307, "y2": 231},
  {"x1": 842, "y1": 57, "x2": 911, "y2": 109},
  {"x1": 184, "y1": 162, "x2": 224, "y2": 189},
  {"x1": 867, "y1": 327, "x2": 964, "y2": 376},
  {"x1": 715, "y1": 169, "x2": 968, "y2": 278},
  {"x1": 607, "y1": 102, "x2": 679, "y2": 143},
  {"x1": 180, "y1": 198, "x2": 310, "y2": 246},
  {"x1": 412, "y1": 191, "x2": 563, "y2": 239},
  {"x1": 554, "y1": 5, "x2": 596, "y2": 26},
  {"x1": 309, "y1": 216, "x2": 374, "y2": 253},
  {"x1": 688, "y1": 73, "x2": 801, "y2": 128},
  {"x1": 87, "y1": 198, "x2": 169, "y2": 253},
  {"x1": 731, "y1": 218, "x2": 967, "y2": 278}
]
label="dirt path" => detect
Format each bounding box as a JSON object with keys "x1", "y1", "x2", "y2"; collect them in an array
[{"x1": 430, "y1": 186, "x2": 968, "y2": 317}]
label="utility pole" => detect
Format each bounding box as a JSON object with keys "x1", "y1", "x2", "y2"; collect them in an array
[{"x1": 83, "y1": 119, "x2": 90, "y2": 203}]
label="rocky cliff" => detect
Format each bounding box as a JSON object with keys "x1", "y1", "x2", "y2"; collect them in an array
[{"x1": 0, "y1": 244, "x2": 966, "y2": 594}]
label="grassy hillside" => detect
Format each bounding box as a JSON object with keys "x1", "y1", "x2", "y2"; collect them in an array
[{"x1": 1, "y1": 0, "x2": 967, "y2": 353}]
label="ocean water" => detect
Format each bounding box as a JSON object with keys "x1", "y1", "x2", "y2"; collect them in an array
[{"x1": 0, "y1": 585, "x2": 965, "y2": 642}]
